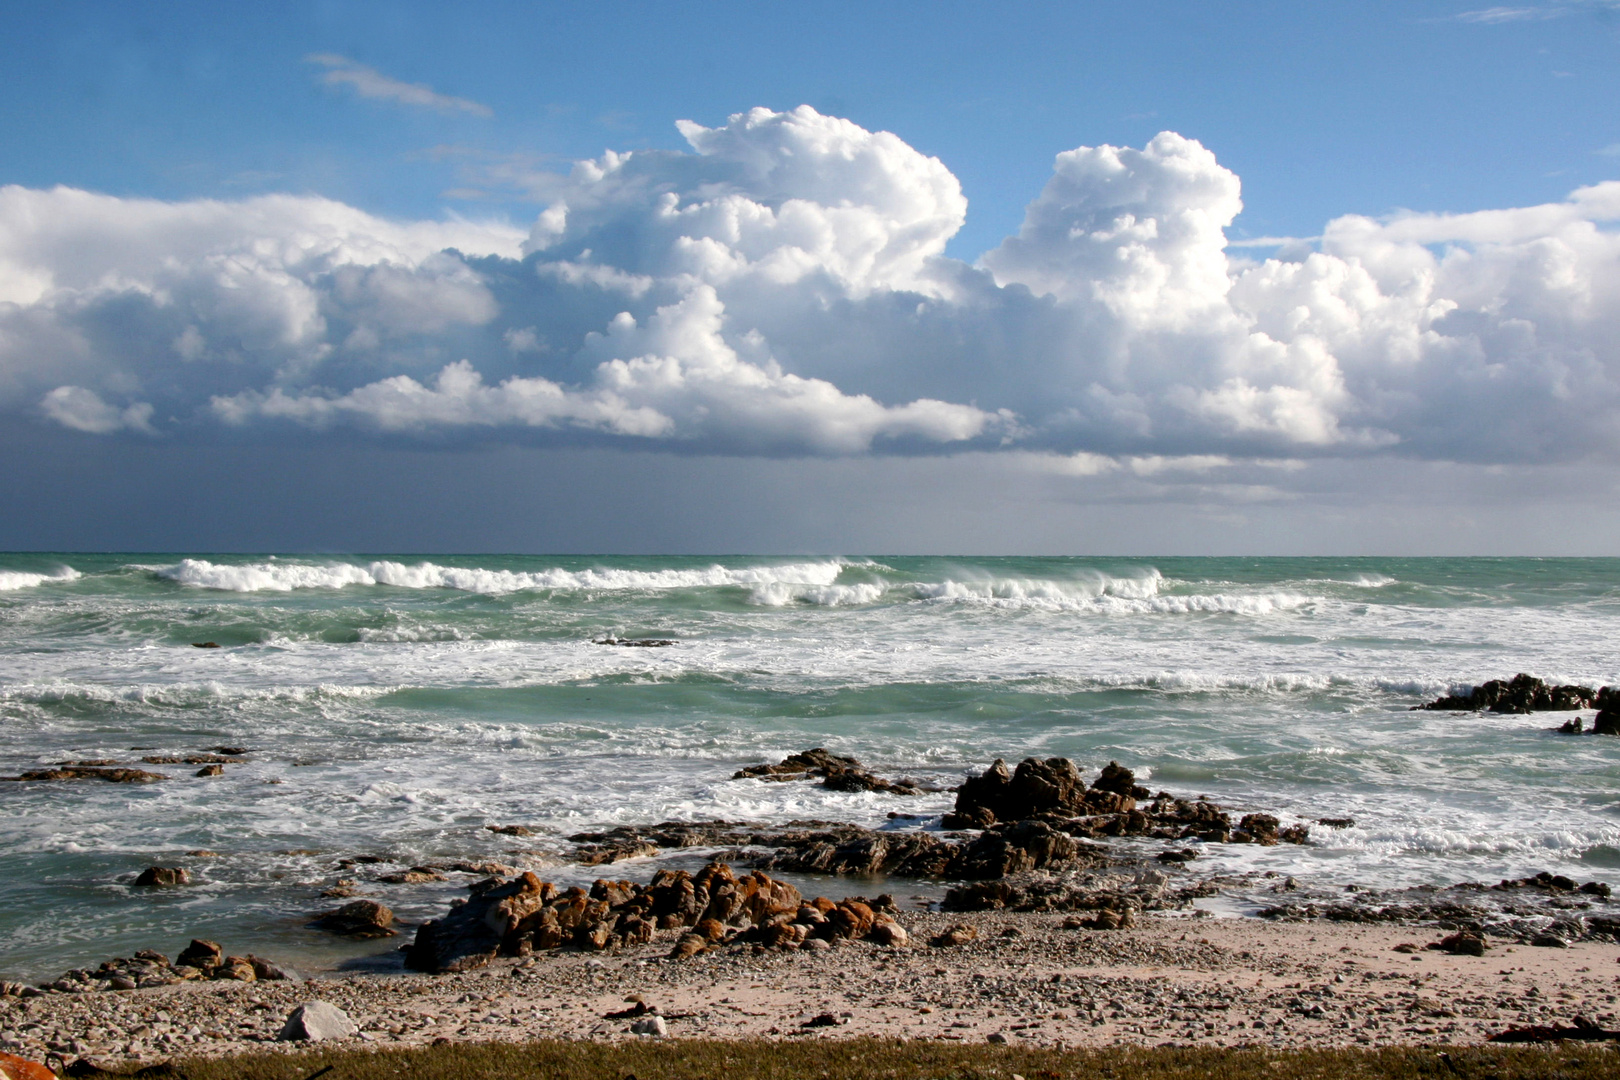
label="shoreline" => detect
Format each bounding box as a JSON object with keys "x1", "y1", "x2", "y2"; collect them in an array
[{"x1": 3, "y1": 905, "x2": 1615, "y2": 1071}]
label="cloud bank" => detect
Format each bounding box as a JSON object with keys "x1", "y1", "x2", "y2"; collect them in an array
[{"x1": 4, "y1": 104, "x2": 1620, "y2": 463}]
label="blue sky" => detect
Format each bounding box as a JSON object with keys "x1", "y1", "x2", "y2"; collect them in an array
[
  {"x1": 4, "y1": 0, "x2": 1620, "y2": 553},
  {"x1": 8, "y1": 1, "x2": 1618, "y2": 254}
]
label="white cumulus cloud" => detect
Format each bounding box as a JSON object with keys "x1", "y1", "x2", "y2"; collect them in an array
[{"x1": 4, "y1": 105, "x2": 1620, "y2": 466}]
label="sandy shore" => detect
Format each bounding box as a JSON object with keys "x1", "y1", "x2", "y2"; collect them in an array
[{"x1": 3, "y1": 909, "x2": 1616, "y2": 1068}]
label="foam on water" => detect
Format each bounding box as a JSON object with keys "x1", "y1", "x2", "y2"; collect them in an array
[
  {"x1": 4, "y1": 554, "x2": 1620, "y2": 980},
  {"x1": 0, "y1": 566, "x2": 80, "y2": 590},
  {"x1": 157, "y1": 557, "x2": 850, "y2": 594}
]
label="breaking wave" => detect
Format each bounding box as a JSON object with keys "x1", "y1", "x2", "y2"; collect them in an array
[
  {"x1": 156, "y1": 558, "x2": 848, "y2": 595},
  {"x1": 0, "y1": 567, "x2": 81, "y2": 590},
  {"x1": 748, "y1": 582, "x2": 888, "y2": 607}
]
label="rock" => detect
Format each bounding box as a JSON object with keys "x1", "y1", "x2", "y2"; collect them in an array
[
  {"x1": 486, "y1": 824, "x2": 534, "y2": 836},
  {"x1": 175, "y1": 940, "x2": 224, "y2": 969},
  {"x1": 212, "y1": 956, "x2": 257, "y2": 981},
  {"x1": 1236, "y1": 814, "x2": 1280, "y2": 845},
  {"x1": 245, "y1": 955, "x2": 296, "y2": 981},
  {"x1": 732, "y1": 748, "x2": 922, "y2": 795},
  {"x1": 378, "y1": 868, "x2": 449, "y2": 884},
  {"x1": 946, "y1": 757, "x2": 1088, "y2": 826},
  {"x1": 278, "y1": 1000, "x2": 356, "y2": 1042},
  {"x1": 195, "y1": 764, "x2": 224, "y2": 777},
  {"x1": 1317, "y1": 818, "x2": 1356, "y2": 828},
  {"x1": 192, "y1": 641, "x2": 220, "y2": 648},
  {"x1": 3, "y1": 767, "x2": 167, "y2": 783},
  {"x1": 928, "y1": 924, "x2": 978, "y2": 947},
  {"x1": 132, "y1": 866, "x2": 190, "y2": 887},
  {"x1": 1430, "y1": 931, "x2": 1486, "y2": 956},
  {"x1": 592, "y1": 637, "x2": 675, "y2": 647},
  {"x1": 630, "y1": 1016, "x2": 668, "y2": 1036},
  {"x1": 0, "y1": 1051, "x2": 56, "y2": 1080},
  {"x1": 1530, "y1": 933, "x2": 1570, "y2": 948},
  {"x1": 801, "y1": 1013, "x2": 842, "y2": 1028},
  {"x1": 1558, "y1": 717, "x2": 1584, "y2": 734},
  {"x1": 986, "y1": 1031, "x2": 1009, "y2": 1044},
  {"x1": 1595, "y1": 702, "x2": 1620, "y2": 736},
  {"x1": 311, "y1": 900, "x2": 396, "y2": 938},
  {"x1": 1419, "y1": 674, "x2": 1595, "y2": 713},
  {"x1": 869, "y1": 920, "x2": 909, "y2": 947},
  {"x1": 1090, "y1": 761, "x2": 1138, "y2": 797}
]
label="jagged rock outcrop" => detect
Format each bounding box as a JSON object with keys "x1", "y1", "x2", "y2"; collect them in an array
[
  {"x1": 403, "y1": 862, "x2": 906, "y2": 973},
  {"x1": 942, "y1": 758, "x2": 1150, "y2": 829},
  {"x1": 1419, "y1": 674, "x2": 1596, "y2": 713}
]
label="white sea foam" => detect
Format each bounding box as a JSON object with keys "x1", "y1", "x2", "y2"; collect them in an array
[
  {"x1": 0, "y1": 567, "x2": 80, "y2": 590},
  {"x1": 158, "y1": 557, "x2": 848, "y2": 594},
  {"x1": 748, "y1": 582, "x2": 887, "y2": 606},
  {"x1": 908, "y1": 575, "x2": 1311, "y2": 615}
]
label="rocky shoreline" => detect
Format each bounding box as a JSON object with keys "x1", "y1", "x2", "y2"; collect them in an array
[{"x1": 3, "y1": 744, "x2": 1616, "y2": 1072}]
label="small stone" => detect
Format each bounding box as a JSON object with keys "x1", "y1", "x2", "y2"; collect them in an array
[
  {"x1": 630, "y1": 1016, "x2": 667, "y2": 1036},
  {"x1": 195, "y1": 764, "x2": 223, "y2": 777},
  {"x1": 987, "y1": 1031, "x2": 1009, "y2": 1043},
  {"x1": 278, "y1": 1001, "x2": 356, "y2": 1042},
  {"x1": 929, "y1": 924, "x2": 978, "y2": 948}
]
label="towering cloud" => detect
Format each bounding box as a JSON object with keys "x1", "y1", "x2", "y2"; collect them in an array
[{"x1": 3, "y1": 106, "x2": 1619, "y2": 463}]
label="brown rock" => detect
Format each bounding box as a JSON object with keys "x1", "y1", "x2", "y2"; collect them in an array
[
  {"x1": 929, "y1": 924, "x2": 978, "y2": 947},
  {"x1": 312, "y1": 899, "x2": 397, "y2": 938},
  {"x1": 211, "y1": 956, "x2": 257, "y2": 981},
  {"x1": 132, "y1": 866, "x2": 190, "y2": 887},
  {"x1": 5, "y1": 767, "x2": 167, "y2": 783},
  {"x1": 176, "y1": 939, "x2": 224, "y2": 969},
  {"x1": 196, "y1": 764, "x2": 224, "y2": 777}
]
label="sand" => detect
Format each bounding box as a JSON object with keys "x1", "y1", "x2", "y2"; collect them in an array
[{"x1": 3, "y1": 908, "x2": 1616, "y2": 1069}]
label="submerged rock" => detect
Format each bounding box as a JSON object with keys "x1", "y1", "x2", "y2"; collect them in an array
[
  {"x1": 132, "y1": 866, "x2": 190, "y2": 887},
  {"x1": 2, "y1": 766, "x2": 167, "y2": 783},
  {"x1": 732, "y1": 748, "x2": 925, "y2": 795}
]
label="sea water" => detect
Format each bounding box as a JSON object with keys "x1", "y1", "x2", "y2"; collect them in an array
[{"x1": 1, "y1": 554, "x2": 1617, "y2": 981}]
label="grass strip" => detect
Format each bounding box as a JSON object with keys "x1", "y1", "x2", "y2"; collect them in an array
[{"x1": 111, "y1": 1037, "x2": 1620, "y2": 1080}]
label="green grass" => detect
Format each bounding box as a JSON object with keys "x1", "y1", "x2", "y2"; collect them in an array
[{"x1": 86, "y1": 1038, "x2": 1620, "y2": 1080}]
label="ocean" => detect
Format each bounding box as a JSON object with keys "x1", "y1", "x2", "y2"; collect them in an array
[{"x1": 1, "y1": 554, "x2": 1617, "y2": 982}]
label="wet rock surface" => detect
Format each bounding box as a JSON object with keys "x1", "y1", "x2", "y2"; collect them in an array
[
  {"x1": 732, "y1": 749, "x2": 929, "y2": 796},
  {"x1": 1253, "y1": 870, "x2": 1620, "y2": 944},
  {"x1": 16, "y1": 941, "x2": 296, "y2": 1000},
  {"x1": 1418, "y1": 673, "x2": 1598, "y2": 713},
  {"x1": 0, "y1": 767, "x2": 168, "y2": 784}
]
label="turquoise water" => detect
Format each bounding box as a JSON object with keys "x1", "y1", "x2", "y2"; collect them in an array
[{"x1": 1, "y1": 554, "x2": 1618, "y2": 980}]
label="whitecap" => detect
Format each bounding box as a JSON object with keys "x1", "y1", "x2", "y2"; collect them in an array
[{"x1": 0, "y1": 567, "x2": 81, "y2": 590}]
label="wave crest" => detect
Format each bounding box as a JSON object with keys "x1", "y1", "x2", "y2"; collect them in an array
[
  {"x1": 156, "y1": 558, "x2": 849, "y2": 594},
  {"x1": 0, "y1": 567, "x2": 81, "y2": 590}
]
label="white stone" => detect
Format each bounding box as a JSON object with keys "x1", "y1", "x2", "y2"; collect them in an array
[
  {"x1": 278, "y1": 1001, "x2": 356, "y2": 1042},
  {"x1": 631, "y1": 1016, "x2": 667, "y2": 1036}
]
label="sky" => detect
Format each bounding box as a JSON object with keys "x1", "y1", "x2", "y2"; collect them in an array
[{"x1": 4, "y1": 0, "x2": 1620, "y2": 554}]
